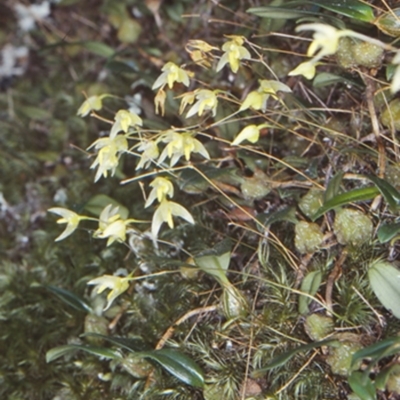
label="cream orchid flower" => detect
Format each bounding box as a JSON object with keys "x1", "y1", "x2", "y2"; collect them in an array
[
  {"x1": 186, "y1": 89, "x2": 219, "y2": 118},
  {"x1": 48, "y1": 208, "x2": 83, "y2": 241},
  {"x1": 93, "y1": 204, "x2": 134, "y2": 246},
  {"x1": 232, "y1": 124, "x2": 269, "y2": 146},
  {"x1": 88, "y1": 135, "x2": 128, "y2": 182},
  {"x1": 145, "y1": 177, "x2": 174, "y2": 208},
  {"x1": 216, "y1": 35, "x2": 251, "y2": 73},
  {"x1": 88, "y1": 274, "x2": 131, "y2": 310},
  {"x1": 158, "y1": 130, "x2": 210, "y2": 166},
  {"x1": 110, "y1": 109, "x2": 142, "y2": 139},
  {"x1": 288, "y1": 60, "x2": 317, "y2": 80},
  {"x1": 136, "y1": 140, "x2": 159, "y2": 170},
  {"x1": 95, "y1": 219, "x2": 128, "y2": 246},
  {"x1": 77, "y1": 95, "x2": 107, "y2": 117},
  {"x1": 152, "y1": 62, "x2": 191, "y2": 90},
  {"x1": 240, "y1": 80, "x2": 291, "y2": 112},
  {"x1": 297, "y1": 23, "x2": 349, "y2": 60},
  {"x1": 151, "y1": 200, "x2": 194, "y2": 238}
]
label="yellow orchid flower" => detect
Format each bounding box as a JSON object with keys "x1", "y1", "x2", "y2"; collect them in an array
[
  {"x1": 216, "y1": 35, "x2": 251, "y2": 73},
  {"x1": 186, "y1": 89, "x2": 219, "y2": 118},
  {"x1": 77, "y1": 95, "x2": 106, "y2": 117},
  {"x1": 110, "y1": 109, "x2": 142, "y2": 138},
  {"x1": 232, "y1": 124, "x2": 269, "y2": 146},
  {"x1": 297, "y1": 23, "x2": 349, "y2": 59},
  {"x1": 185, "y1": 40, "x2": 218, "y2": 69},
  {"x1": 48, "y1": 208, "x2": 83, "y2": 241},
  {"x1": 136, "y1": 140, "x2": 159, "y2": 170},
  {"x1": 158, "y1": 130, "x2": 210, "y2": 166},
  {"x1": 240, "y1": 80, "x2": 291, "y2": 112},
  {"x1": 93, "y1": 204, "x2": 131, "y2": 246},
  {"x1": 288, "y1": 60, "x2": 317, "y2": 80},
  {"x1": 152, "y1": 62, "x2": 191, "y2": 90},
  {"x1": 88, "y1": 135, "x2": 128, "y2": 182},
  {"x1": 145, "y1": 177, "x2": 174, "y2": 207},
  {"x1": 87, "y1": 274, "x2": 131, "y2": 310},
  {"x1": 151, "y1": 199, "x2": 194, "y2": 238}
]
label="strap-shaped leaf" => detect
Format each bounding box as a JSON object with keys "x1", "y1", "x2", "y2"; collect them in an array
[
  {"x1": 81, "y1": 334, "x2": 204, "y2": 388},
  {"x1": 366, "y1": 175, "x2": 400, "y2": 211},
  {"x1": 368, "y1": 261, "x2": 400, "y2": 319},
  {"x1": 82, "y1": 333, "x2": 151, "y2": 352},
  {"x1": 377, "y1": 222, "x2": 400, "y2": 243},
  {"x1": 46, "y1": 344, "x2": 120, "y2": 363},
  {"x1": 298, "y1": 270, "x2": 322, "y2": 314},
  {"x1": 141, "y1": 348, "x2": 205, "y2": 389},
  {"x1": 247, "y1": 6, "x2": 316, "y2": 19},
  {"x1": 348, "y1": 371, "x2": 376, "y2": 400},
  {"x1": 314, "y1": 0, "x2": 374, "y2": 22},
  {"x1": 312, "y1": 186, "x2": 379, "y2": 220},
  {"x1": 351, "y1": 336, "x2": 400, "y2": 367},
  {"x1": 84, "y1": 194, "x2": 129, "y2": 219},
  {"x1": 45, "y1": 285, "x2": 92, "y2": 313},
  {"x1": 252, "y1": 339, "x2": 335, "y2": 375},
  {"x1": 324, "y1": 171, "x2": 344, "y2": 202}
]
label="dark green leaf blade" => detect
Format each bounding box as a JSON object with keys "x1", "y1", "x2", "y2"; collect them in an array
[
  {"x1": 46, "y1": 344, "x2": 120, "y2": 363},
  {"x1": 366, "y1": 175, "x2": 400, "y2": 211},
  {"x1": 81, "y1": 333, "x2": 151, "y2": 352},
  {"x1": 324, "y1": 171, "x2": 344, "y2": 202},
  {"x1": 351, "y1": 337, "x2": 400, "y2": 367},
  {"x1": 45, "y1": 285, "x2": 92, "y2": 313},
  {"x1": 252, "y1": 339, "x2": 335, "y2": 375},
  {"x1": 313, "y1": 186, "x2": 379, "y2": 220},
  {"x1": 247, "y1": 6, "x2": 316, "y2": 19},
  {"x1": 348, "y1": 371, "x2": 376, "y2": 400},
  {"x1": 142, "y1": 349, "x2": 205, "y2": 388},
  {"x1": 377, "y1": 222, "x2": 400, "y2": 243},
  {"x1": 313, "y1": 0, "x2": 374, "y2": 22}
]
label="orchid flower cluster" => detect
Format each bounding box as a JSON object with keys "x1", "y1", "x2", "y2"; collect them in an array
[
  {"x1": 289, "y1": 23, "x2": 400, "y2": 93},
  {"x1": 47, "y1": 35, "x2": 300, "y2": 310},
  {"x1": 49, "y1": 23, "x2": 400, "y2": 311}
]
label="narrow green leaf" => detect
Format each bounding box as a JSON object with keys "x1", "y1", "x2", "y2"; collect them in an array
[
  {"x1": 313, "y1": 73, "x2": 361, "y2": 89},
  {"x1": 348, "y1": 371, "x2": 376, "y2": 400},
  {"x1": 366, "y1": 175, "x2": 400, "y2": 210},
  {"x1": 312, "y1": 186, "x2": 379, "y2": 220},
  {"x1": 82, "y1": 41, "x2": 115, "y2": 58},
  {"x1": 45, "y1": 285, "x2": 92, "y2": 313},
  {"x1": 313, "y1": 0, "x2": 375, "y2": 22},
  {"x1": 351, "y1": 336, "x2": 400, "y2": 367},
  {"x1": 324, "y1": 171, "x2": 345, "y2": 202},
  {"x1": 19, "y1": 106, "x2": 52, "y2": 121},
  {"x1": 256, "y1": 206, "x2": 297, "y2": 230},
  {"x1": 375, "y1": 364, "x2": 400, "y2": 390},
  {"x1": 84, "y1": 194, "x2": 129, "y2": 220},
  {"x1": 252, "y1": 339, "x2": 335, "y2": 375},
  {"x1": 377, "y1": 222, "x2": 400, "y2": 243},
  {"x1": 141, "y1": 349, "x2": 205, "y2": 388},
  {"x1": 46, "y1": 344, "x2": 120, "y2": 363},
  {"x1": 81, "y1": 334, "x2": 204, "y2": 388},
  {"x1": 82, "y1": 333, "x2": 151, "y2": 352},
  {"x1": 298, "y1": 270, "x2": 322, "y2": 314},
  {"x1": 368, "y1": 261, "x2": 400, "y2": 319},
  {"x1": 247, "y1": 6, "x2": 316, "y2": 19}
]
